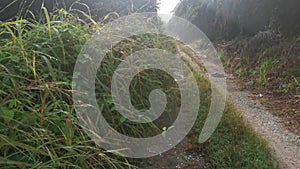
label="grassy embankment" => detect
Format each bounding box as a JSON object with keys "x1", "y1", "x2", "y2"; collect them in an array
[
  {"x1": 0, "y1": 8, "x2": 279, "y2": 168},
  {"x1": 219, "y1": 35, "x2": 300, "y2": 134}
]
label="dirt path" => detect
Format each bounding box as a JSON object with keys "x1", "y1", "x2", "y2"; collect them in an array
[
  {"x1": 138, "y1": 46, "x2": 299, "y2": 169},
  {"x1": 184, "y1": 45, "x2": 300, "y2": 169},
  {"x1": 227, "y1": 74, "x2": 300, "y2": 169},
  {"x1": 137, "y1": 48, "x2": 212, "y2": 169},
  {"x1": 138, "y1": 138, "x2": 211, "y2": 169},
  {"x1": 185, "y1": 44, "x2": 300, "y2": 169}
]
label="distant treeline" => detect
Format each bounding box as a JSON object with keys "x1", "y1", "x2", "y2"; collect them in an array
[
  {"x1": 0, "y1": 0, "x2": 157, "y2": 21},
  {"x1": 175, "y1": 0, "x2": 300, "y2": 39}
]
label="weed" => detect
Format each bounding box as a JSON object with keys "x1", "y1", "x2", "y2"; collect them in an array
[
  {"x1": 294, "y1": 77, "x2": 300, "y2": 95},
  {"x1": 258, "y1": 59, "x2": 272, "y2": 89}
]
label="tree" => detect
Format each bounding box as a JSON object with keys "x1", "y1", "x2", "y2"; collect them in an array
[
  {"x1": 175, "y1": 0, "x2": 300, "y2": 39},
  {"x1": 0, "y1": 0, "x2": 158, "y2": 21}
]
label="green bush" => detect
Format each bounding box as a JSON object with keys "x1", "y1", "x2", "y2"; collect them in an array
[{"x1": 175, "y1": 0, "x2": 300, "y2": 40}]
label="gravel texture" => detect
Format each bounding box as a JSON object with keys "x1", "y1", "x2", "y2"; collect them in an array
[
  {"x1": 168, "y1": 46, "x2": 300, "y2": 169},
  {"x1": 227, "y1": 74, "x2": 300, "y2": 169}
]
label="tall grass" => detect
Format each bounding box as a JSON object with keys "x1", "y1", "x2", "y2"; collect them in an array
[
  {"x1": 258, "y1": 59, "x2": 272, "y2": 89},
  {"x1": 0, "y1": 7, "x2": 133, "y2": 169},
  {"x1": 0, "y1": 4, "x2": 280, "y2": 169},
  {"x1": 181, "y1": 50, "x2": 280, "y2": 169},
  {"x1": 0, "y1": 5, "x2": 181, "y2": 168}
]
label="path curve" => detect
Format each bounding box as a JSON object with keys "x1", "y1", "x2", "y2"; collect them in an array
[
  {"x1": 183, "y1": 45, "x2": 300, "y2": 169},
  {"x1": 227, "y1": 75, "x2": 300, "y2": 169}
]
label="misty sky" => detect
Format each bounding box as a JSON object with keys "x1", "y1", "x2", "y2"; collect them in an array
[{"x1": 157, "y1": 0, "x2": 180, "y2": 15}]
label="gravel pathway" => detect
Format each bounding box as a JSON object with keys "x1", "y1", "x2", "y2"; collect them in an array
[
  {"x1": 227, "y1": 75, "x2": 300, "y2": 169},
  {"x1": 180, "y1": 45, "x2": 300, "y2": 168}
]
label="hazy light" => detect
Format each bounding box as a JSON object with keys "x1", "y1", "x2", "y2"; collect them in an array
[{"x1": 158, "y1": 0, "x2": 180, "y2": 15}]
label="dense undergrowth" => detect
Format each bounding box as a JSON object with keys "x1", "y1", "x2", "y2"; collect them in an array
[
  {"x1": 222, "y1": 36, "x2": 300, "y2": 95},
  {"x1": 175, "y1": 0, "x2": 300, "y2": 40},
  {"x1": 174, "y1": 0, "x2": 300, "y2": 135},
  {"x1": 219, "y1": 35, "x2": 300, "y2": 134},
  {"x1": 0, "y1": 6, "x2": 280, "y2": 169},
  {"x1": 0, "y1": 9, "x2": 135, "y2": 168}
]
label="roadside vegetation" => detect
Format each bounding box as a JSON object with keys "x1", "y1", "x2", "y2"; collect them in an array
[
  {"x1": 0, "y1": 8, "x2": 135, "y2": 168},
  {"x1": 0, "y1": 2, "x2": 280, "y2": 169},
  {"x1": 175, "y1": 0, "x2": 300, "y2": 135},
  {"x1": 223, "y1": 37, "x2": 300, "y2": 135},
  {"x1": 180, "y1": 47, "x2": 280, "y2": 169}
]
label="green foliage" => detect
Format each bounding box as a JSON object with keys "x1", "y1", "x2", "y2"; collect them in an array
[
  {"x1": 95, "y1": 33, "x2": 180, "y2": 138},
  {"x1": 0, "y1": 3, "x2": 179, "y2": 167},
  {"x1": 0, "y1": 1, "x2": 281, "y2": 168},
  {"x1": 258, "y1": 59, "x2": 272, "y2": 89},
  {"x1": 204, "y1": 105, "x2": 280, "y2": 169},
  {"x1": 285, "y1": 77, "x2": 300, "y2": 96},
  {"x1": 0, "y1": 9, "x2": 134, "y2": 169},
  {"x1": 295, "y1": 77, "x2": 300, "y2": 95},
  {"x1": 181, "y1": 49, "x2": 279, "y2": 169},
  {"x1": 0, "y1": 0, "x2": 158, "y2": 21},
  {"x1": 175, "y1": 0, "x2": 300, "y2": 39},
  {"x1": 186, "y1": 74, "x2": 279, "y2": 168}
]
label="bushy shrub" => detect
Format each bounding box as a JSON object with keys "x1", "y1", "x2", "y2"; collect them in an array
[
  {"x1": 175, "y1": 0, "x2": 300, "y2": 40},
  {"x1": 0, "y1": 0, "x2": 158, "y2": 21}
]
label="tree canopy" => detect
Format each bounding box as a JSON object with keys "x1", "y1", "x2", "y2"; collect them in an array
[
  {"x1": 175, "y1": 0, "x2": 300, "y2": 39},
  {"x1": 0, "y1": 0, "x2": 158, "y2": 21}
]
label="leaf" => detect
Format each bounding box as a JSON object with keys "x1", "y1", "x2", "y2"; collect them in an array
[
  {"x1": 42, "y1": 5, "x2": 51, "y2": 39},
  {"x1": 120, "y1": 116, "x2": 126, "y2": 123},
  {"x1": 8, "y1": 99, "x2": 21, "y2": 108},
  {"x1": 0, "y1": 106, "x2": 15, "y2": 123},
  {"x1": 0, "y1": 134, "x2": 49, "y2": 156},
  {"x1": 74, "y1": 45, "x2": 82, "y2": 53},
  {"x1": 0, "y1": 159, "x2": 32, "y2": 167},
  {"x1": 10, "y1": 56, "x2": 20, "y2": 63},
  {"x1": 103, "y1": 12, "x2": 120, "y2": 22}
]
